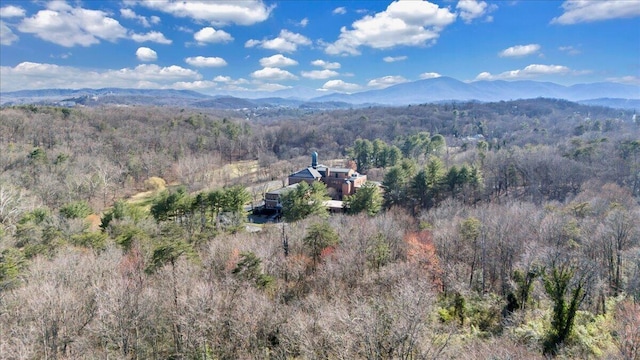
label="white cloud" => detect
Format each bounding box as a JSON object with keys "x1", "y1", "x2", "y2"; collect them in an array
[
  {"x1": 301, "y1": 69, "x2": 339, "y2": 79},
  {"x1": 0, "y1": 5, "x2": 25, "y2": 18},
  {"x1": 185, "y1": 56, "x2": 227, "y2": 67},
  {"x1": 321, "y1": 79, "x2": 361, "y2": 93},
  {"x1": 246, "y1": 29, "x2": 311, "y2": 52},
  {"x1": 213, "y1": 76, "x2": 250, "y2": 86},
  {"x1": 245, "y1": 39, "x2": 260, "y2": 47},
  {"x1": 499, "y1": 44, "x2": 541, "y2": 57},
  {"x1": 213, "y1": 75, "x2": 250, "y2": 90},
  {"x1": 134, "y1": 0, "x2": 273, "y2": 26},
  {"x1": 606, "y1": 76, "x2": 640, "y2": 85},
  {"x1": 325, "y1": 1, "x2": 456, "y2": 56},
  {"x1": 250, "y1": 67, "x2": 298, "y2": 81},
  {"x1": 121, "y1": 8, "x2": 142, "y2": 23},
  {"x1": 420, "y1": 72, "x2": 442, "y2": 79},
  {"x1": 383, "y1": 55, "x2": 407, "y2": 62},
  {"x1": 333, "y1": 7, "x2": 347, "y2": 15},
  {"x1": 311, "y1": 59, "x2": 341, "y2": 69},
  {"x1": 367, "y1": 75, "x2": 408, "y2": 89},
  {"x1": 456, "y1": 0, "x2": 496, "y2": 23},
  {"x1": 172, "y1": 80, "x2": 217, "y2": 90},
  {"x1": 299, "y1": 18, "x2": 309, "y2": 27},
  {"x1": 1, "y1": 22, "x2": 18, "y2": 45},
  {"x1": 194, "y1": 27, "x2": 233, "y2": 44},
  {"x1": 17, "y1": 3, "x2": 128, "y2": 47},
  {"x1": 259, "y1": 54, "x2": 298, "y2": 67},
  {"x1": 558, "y1": 45, "x2": 581, "y2": 55},
  {"x1": 254, "y1": 82, "x2": 291, "y2": 91},
  {"x1": 112, "y1": 64, "x2": 201, "y2": 81},
  {"x1": 551, "y1": 0, "x2": 640, "y2": 24},
  {"x1": 131, "y1": 31, "x2": 172, "y2": 44},
  {"x1": 136, "y1": 47, "x2": 157, "y2": 62},
  {"x1": 214, "y1": 75, "x2": 232, "y2": 82},
  {"x1": 0, "y1": 62, "x2": 202, "y2": 92},
  {"x1": 475, "y1": 64, "x2": 574, "y2": 80},
  {"x1": 120, "y1": 8, "x2": 159, "y2": 27}
]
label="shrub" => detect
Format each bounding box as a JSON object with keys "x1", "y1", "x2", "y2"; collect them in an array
[
  {"x1": 60, "y1": 201, "x2": 93, "y2": 219},
  {"x1": 144, "y1": 176, "x2": 167, "y2": 191}
]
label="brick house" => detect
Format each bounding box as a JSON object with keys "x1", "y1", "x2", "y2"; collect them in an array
[{"x1": 265, "y1": 152, "x2": 367, "y2": 211}]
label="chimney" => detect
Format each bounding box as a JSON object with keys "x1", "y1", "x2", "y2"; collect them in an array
[{"x1": 312, "y1": 151, "x2": 318, "y2": 169}]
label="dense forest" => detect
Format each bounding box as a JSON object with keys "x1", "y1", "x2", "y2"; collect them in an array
[{"x1": 0, "y1": 99, "x2": 639, "y2": 359}]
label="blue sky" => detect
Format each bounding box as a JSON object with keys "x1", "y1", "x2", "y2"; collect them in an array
[{"x1": 0, "y1": 0, "x2": 639, "y2": 95}]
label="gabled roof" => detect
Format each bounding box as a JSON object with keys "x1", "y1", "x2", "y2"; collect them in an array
[{"x1": 289, "y1": 167, "x2": 322, "y2": 179}]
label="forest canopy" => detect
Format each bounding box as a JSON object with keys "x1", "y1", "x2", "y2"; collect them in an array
[{"x1": 0, "y1": 99, "x2": 639, "y2": 359}]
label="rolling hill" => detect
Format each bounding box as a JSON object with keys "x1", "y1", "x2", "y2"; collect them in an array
[{"x1": 1, "y1": 78, "x2": 638, "y2": 109}]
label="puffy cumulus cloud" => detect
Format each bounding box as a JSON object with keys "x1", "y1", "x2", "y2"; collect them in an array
[
  {"x1": 131, "y1": 31, "x2": 172, "y2": 44},
  {"x1": 136, "y1": 47, "x2": 157, "y2": 61},
  {"x1": 606, "y1": 75, "x2": 640, "y2": 85},
  {"x1": 456, "y1": 0, "x2": 496, "y2": 24},
  {"x1": 475, "y1": 64, "x2": 573, "y2": 80},
  {"x1": 499, "y1": 44, "x2": 541, "y2": 57},
  {"x1": 0, "y1": 62, "x2": 201, "y2": 92},
  {"x1": 120, "y1": 8, "x2": 137, "y2": 19},
  {"x1": 419, "y1": 72, "x2": 442, "y2": 79},
  {"x1": 383, "y1": 55, "x2": 407, "y2": 62},
  {"x1": 251, "y1": 67, "x2": 298, "y2": 81},
  {"x1": 551, "y1": 0, "x2": 640, "y2": 25},
  {"x1": 17, "y1": 2, "x2": 128, "y2": 47},
  {"x1": 111, "y1": 64, "x2": 201, "y2": 82},
  {"x1": 0, "y1": 5, "x2": 25, "y2": 18},
  {"x1": 120, "y1": 8, "x2": 160, "y2": 27},
  {"x1": 245, "y1": 39, "x2": 260, "y2": 47},
  {"x1": 185, "y1": 56, "x2": 227, "y2": 67},
  {"x1": 1, "y1": 22, "x2": 18, "y2": 45},
  {"x1": 325, "y1": 1, "x2": 456, "y2": 56},
  {"x1": 367, "y1": 75, "x2": 408, "y2": 89},
  {"x1": 301, "y1": 69, "x2": 339, "y2": 79},
  {"x1": 321, "y1": 79, "x2": 361, "y2": 93},
  {"x1": 260, "y1": 54, "x2": 298, "y2": 68},
  {"x1": 214, "y1": 75, "x2": 232, "y2": 82},
  {"x1": 333, "y1": 7, "x2": 347, "y2": 15},
  {"x1": 245, "y1": 29, "x2": 311, "y2": 53},
  {"x1": 194, "y1": 27, "x2": 233, "y2": 44},
  {"x1": 134, "y1": 0, "x2": 273, "y2": 26},
  {"x1": 298, "y1": 18, "x2": 309, "y2": 27},
  {"x1": 0, "y1": 63, "x2": 70, "y2": 90},
  {"x1": 311, "y1": 59, "x2": 341, "y2": 69}
]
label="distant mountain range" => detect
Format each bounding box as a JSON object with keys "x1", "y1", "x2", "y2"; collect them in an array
[
  {"x1": 312, "y1": 77, "x2": 640, "y2": 105},
  {"x1": 1, "y1": 78, "x2": 638, "y2": 110}
]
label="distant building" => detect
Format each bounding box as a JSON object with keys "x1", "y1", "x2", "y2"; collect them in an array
[
  {"x1": 264, "y1": 183, "x2": 298, "y2": 211},
  {"x1": 264, "y1": 152, "x2": 367, "y2": 211}
]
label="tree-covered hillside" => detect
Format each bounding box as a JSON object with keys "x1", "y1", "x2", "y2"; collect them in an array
[{"x1": 0, "y1": 100, "x2": 638, "y2": 359}]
